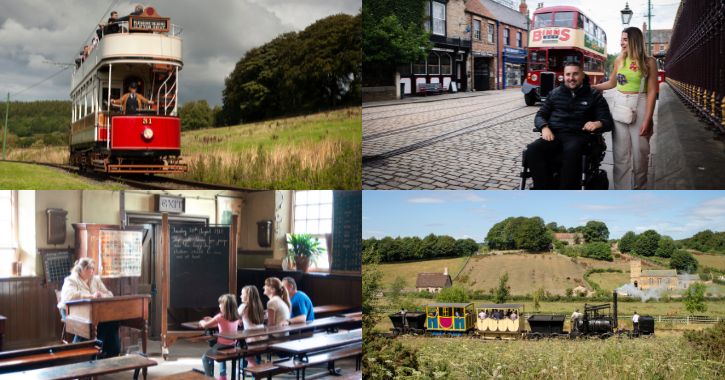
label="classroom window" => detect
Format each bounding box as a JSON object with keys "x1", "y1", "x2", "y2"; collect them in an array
[
  {"x1": 0, "y1": 191, "x2": 17, "y2": 249},
  {"x1": 473, "y1": 20, "x2": 481, "y2": 40},
  {"x1": 294, "y1": 190, "x2": 333, "y2": 271}
]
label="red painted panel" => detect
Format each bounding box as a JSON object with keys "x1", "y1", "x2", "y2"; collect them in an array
[
  {"x1": 98, "y1": 127, "x2": 108, "y2": 141},
  {"x1": 110, "y1": 116, "x2": 181, "y2": 150}
]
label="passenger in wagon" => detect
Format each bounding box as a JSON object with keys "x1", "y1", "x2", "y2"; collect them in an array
[
  {"x1": 478, "y1": 310, "x2": 486, "y2": 320},
  {"x1": 112, "y1": 82, "x2": 154, "y2": 114}
]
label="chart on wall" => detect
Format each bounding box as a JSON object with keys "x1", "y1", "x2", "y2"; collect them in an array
[
  {"x1": 99, "y1": 230, "x2": 143, "y2": 277},
  {"x1": 331, "y1": 190, "x2": 361, "y2": 272}
]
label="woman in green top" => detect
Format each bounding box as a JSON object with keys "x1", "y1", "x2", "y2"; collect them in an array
[{"x1": 592, "y1": 27, "x2": 658, "y2": 189}]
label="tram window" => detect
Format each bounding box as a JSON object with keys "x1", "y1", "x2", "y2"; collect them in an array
[
  {"x1": 101, "y1": 88, "x2": 122, "y2": 110},
  {"x1": 529, "y1": 50, "x2": 546, "y2": 71},
  {"x1": 440, "y1": 54, "x2": 451, "y2": 75},
  {"x1": 553, "y1": 12, "x2": 574, "y2": 28},
  {"x1": 534, "y1": 12, "x2": 552, "y2": 28},
  {"x1": 578, "y1": 13, "x2": 585, "y2": 29},
  {"x1": 548, "y1": 51, "x2": 580, "y2": 72},
  {"x1": 441, "y1": 307, "x2": 451, "y2": 317}
]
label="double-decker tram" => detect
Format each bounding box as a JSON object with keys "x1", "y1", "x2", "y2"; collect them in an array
[
  {"x1": 522, "y1": 6, "x2": 607, "y2": 106},
  {"x1": 70, "y1": 6, "x2": 186, "y2": 173}
]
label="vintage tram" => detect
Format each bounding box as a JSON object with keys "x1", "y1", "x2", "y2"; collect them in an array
[
  {"x1": 522, "y1": 6, "x2": 607, "y2": 106},
  {"x1": 69, "y1": 6, "x2": 186, "y2": 173}
]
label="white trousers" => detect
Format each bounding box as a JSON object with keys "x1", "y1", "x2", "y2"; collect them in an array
[{"x1": 612, "y1": 91, "x2": 650, "y2": 189}]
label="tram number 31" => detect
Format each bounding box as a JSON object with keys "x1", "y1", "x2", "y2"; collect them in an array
[{"x1": 142, "y1": 118, "x2": 153, "y2": 125}]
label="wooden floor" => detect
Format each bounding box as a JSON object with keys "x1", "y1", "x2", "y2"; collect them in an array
[{"x1": 97, "y1": 338, "x2": 360, "y2": 379}]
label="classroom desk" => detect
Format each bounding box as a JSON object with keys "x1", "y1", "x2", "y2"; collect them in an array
[
  {"x1": 219, "y1": 316, "x2": 355, "y2": 349},
  {"x1": 0, "y1": 341, "x2": 100, "y2": 374},
  {"x1": 271, "y1": 329, "x2": 362, "y2": 362},
  {"x1": 0, "y1": 315, "x2": 5, "y2": 351},
  {"x1": 0, "y1": 354, "x2": 157, "y2": 380},
  {"x1": 65, "y1": 295, "x2": 150, "y2": 377}
]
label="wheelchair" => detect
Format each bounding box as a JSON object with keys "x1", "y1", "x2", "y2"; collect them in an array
[{"x1": 520, "y1": 133, "x2": 608, "y2": 190}]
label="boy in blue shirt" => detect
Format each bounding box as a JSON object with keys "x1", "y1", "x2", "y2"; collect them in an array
[{"x1": 281, "y1": 277, "x2": 314, "y2": 325}]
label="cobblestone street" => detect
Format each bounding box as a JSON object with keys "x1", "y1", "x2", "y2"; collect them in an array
[{"x1": 363, "y1": 89, "x2": 615, "y2": 190}]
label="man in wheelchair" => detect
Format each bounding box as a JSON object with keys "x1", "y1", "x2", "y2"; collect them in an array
[{"x1": 525, "y1": 62, "x2": 614, "y2": 189}]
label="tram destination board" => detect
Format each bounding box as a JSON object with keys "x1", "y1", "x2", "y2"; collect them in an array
[{"x1": 129, "y1": 16, "x2": 170, "y2": 32}]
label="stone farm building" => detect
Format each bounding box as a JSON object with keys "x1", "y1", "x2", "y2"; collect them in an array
[{"x1": 416, "y1": 267, "x2": 453, "y2": 293}]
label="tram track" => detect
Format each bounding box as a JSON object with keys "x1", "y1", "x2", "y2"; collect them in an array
[
  {"x1": 362, "y1": 96, "x2": 513, "y2": 123},
  {"x1": 1, "y1": 159, "x2": 254, "y2": 191},
  {"x1": 363, "y1": 99, "x2": 530, "y2": 141},
  {"x1": 362, "y1": 106, "x2": 538, "y2": 164}
]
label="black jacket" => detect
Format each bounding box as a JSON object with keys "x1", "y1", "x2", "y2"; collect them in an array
[{"x1": 534, "y1": 81, "x2": 613, "y2": 135}]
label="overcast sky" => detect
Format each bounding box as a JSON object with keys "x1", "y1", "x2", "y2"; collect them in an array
[
  {"x1": 0, "y1": 0, "x2": 360, "y2": 105},
  {"x1": 363, "y1": 191, "x2": 725, "y2": 241},
  {"x1": 528, "y1": 0, "x2": 680, "y2": 54}
]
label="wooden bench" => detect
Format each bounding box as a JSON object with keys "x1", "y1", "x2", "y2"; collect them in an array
[
  {"x1": 154, "y1": 368, "x2": 208, "y2": 380},
  {"x1": 416, "y1": 83, "x2": 445, "y2": 96},
  {"x1": 0, "y1": 341, "x2": 101, "y2": 374},
  {"x1": 275, "y1": 344, "x2": 362, "y2": 380},
  {"x1": 0, "y1": 354, "x2": 157, "y2": 380}
]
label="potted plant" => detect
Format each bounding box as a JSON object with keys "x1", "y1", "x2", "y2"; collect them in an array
[{"x1": 286, "y1": 233, "x2": 325, "y2": 273}]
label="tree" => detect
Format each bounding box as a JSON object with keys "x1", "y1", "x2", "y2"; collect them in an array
[
  {"x1": 362, "y1": 261, "x2": 383, "y2": 332},
  {"x1": 656, "y1": 236, "x2": 676, "y2": 258},
  {"x1": 454, "y1": 238, "x2": 479, "y2": 256},
  {"x1": 546, "y1": 222, "x2": 559, "y2": 231},
  {"x1": 389, "y1": 276, "x2": 406, "y2": 304},
  {"x1": 583, "y1": 220, "x2": 609, "y2": 243},
  {"x1": 619, "y1": 231, "x2": 637, "y2": 253},
  {"x1": 486, "y1": 216, "x2": 551, "y2": 251},
  {"x1": 581, "y1": 242, "x2": 613, "y2": 261},
  {"x1": 683, "y1": 282, "x2": 708, "y2": 314},
  {"x1": 670, "y1": 250, "x2": 698, "y2": 274},
  {"x1": 634, "y1": 230, "x2": 661, "y2": 256},
  {"x1": 436, "y1": 285, "x2": 469, "y2": 303},
  {"x1": 179, "y1": 100, "x2": 214, "y2": 130},
  {"x1": 494, "y1": 272, "x2": 511, "y2": 304}
]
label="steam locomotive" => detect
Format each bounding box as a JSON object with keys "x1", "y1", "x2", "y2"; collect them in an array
[{"x1": 389, "y1": 292, "x2": 655, "y2": 339}]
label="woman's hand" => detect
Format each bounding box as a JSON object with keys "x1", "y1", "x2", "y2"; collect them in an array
[{"x1": 639, "y1": 117, "x2": 653, "y2": 137}]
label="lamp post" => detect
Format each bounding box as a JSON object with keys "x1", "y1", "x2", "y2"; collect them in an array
[{"x1": 621, "y1": 2, "x2": 633, "y2": 26}]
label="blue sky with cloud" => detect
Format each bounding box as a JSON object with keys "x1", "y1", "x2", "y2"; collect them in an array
[{"x1": 363, "y1": 191, "x2": 725, "y2": 241}]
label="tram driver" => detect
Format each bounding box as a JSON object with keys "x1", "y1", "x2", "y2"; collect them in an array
[{"x1": 112, "y1": 82, "x2": 154, "y2": 115}]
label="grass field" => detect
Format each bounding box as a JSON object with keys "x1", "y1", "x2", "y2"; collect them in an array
[
  {"x1": 178, "y1": 107, "x2": 361, "y2": 189},
  {"x1": 0, "y1": 161, "x2": 121, "y2": 189},
  {"x1": 4, "y1": 107, "x2": 361, "y2": 189},
  {"x1": 693, "y1": 252, "x2": 725, "y2": 271},
  {"x1": 378, "y1": 257, "x2": 468, "y2": 288},
  {"x1": 390, "y1": 335, "x2": 723, "y2": 379},
  {"x1": 589, "y1": 271, "x2": 632, "y2": 291}
]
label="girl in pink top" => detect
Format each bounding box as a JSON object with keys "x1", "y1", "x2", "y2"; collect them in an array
[{"x1": 200, "y1": 294, "x2": 241, "y2": 380}]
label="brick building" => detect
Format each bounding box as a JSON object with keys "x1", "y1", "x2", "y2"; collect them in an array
[{"x1": 416, "y1": 268, "x2": 453, "y2": 293}]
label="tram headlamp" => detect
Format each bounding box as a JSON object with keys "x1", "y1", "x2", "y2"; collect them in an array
[
  {"x1": 531, "y1": 74, "x2": 538, "y2": 82},
  {"x1": 142, "y1": 127, "x2": 154, "y2": 140},
  {"x1": 558, "y1": 75, "x2": 564, "y2": 82}
]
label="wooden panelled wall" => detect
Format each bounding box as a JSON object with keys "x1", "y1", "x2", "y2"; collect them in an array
[
  {"x1": 0, "y1": 277, "x2": 138, "y2": 351},
  {"x1": 237, "y1": 269, "x2": 361, "y2": 309}
]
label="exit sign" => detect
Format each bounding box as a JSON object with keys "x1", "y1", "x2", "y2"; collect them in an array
[{"x1": 154, "y1": 194, "x2": 185, "y2": 213}]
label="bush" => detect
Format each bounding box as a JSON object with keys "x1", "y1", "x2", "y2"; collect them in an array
[
  {"x1": 684, "y1": 321, "x2": 725, "y2": 362},
  {"x1": 683, "y1": 282, "x2": 707, "y2": 314},
  {"x1": 363, "y1": 334, "x2": 421, "y2": 378},
  {"x1": 581, "y1": 242, "x2": 613, "y2": 261},
  {"x1": 436, "y1": 285, "x2": 469, "y2": 303}
]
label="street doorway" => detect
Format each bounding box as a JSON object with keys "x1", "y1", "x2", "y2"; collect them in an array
[{"x1": 474, "y1": 57, "x2": 491, "y2": 91}]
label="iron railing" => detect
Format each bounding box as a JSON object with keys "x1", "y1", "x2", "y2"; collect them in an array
[{"x1": 664, "y1": 0, "x2": 725, "y2": 132}]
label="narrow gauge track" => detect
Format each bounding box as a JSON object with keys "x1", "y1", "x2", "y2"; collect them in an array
[
  {"x1": 363, "y1": 98, "x2": 525, "y2": 141},
  {"x1": 1, "y1": 160, "x2": 254, "y2": 191},
  {"x1": 363, "y1": 106, "x2": 538, "y2": 164}
]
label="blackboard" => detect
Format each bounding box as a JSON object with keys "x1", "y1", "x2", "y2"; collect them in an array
[
  {"x1": 41, "y1": 249, "x2": 74, "y2": 284},
  {"x1": 169, "y1": 224, "x2": 230, "y2": 308},
  {"x1": 331, "y1": 191, "x2": 362, "y2": 272}
]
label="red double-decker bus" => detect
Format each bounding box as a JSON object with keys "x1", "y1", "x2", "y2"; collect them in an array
[{"x1": 522, "y1": 6, "x2": 607, "y2": 106}]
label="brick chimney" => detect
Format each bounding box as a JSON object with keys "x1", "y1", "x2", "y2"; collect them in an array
[{"x1": 519, "y1": 0, "x2": 528, "y2": 15}]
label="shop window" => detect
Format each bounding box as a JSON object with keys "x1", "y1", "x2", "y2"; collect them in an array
[
  {"x1": 427, "y1": 52, "x2": 440, "y2": 75},
  {"x1": 441, "y1": 54, "x2": 452, "y2": 75},
  {"x1": 413, "y1": 56, "x2": 427, "y2": 75}
]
